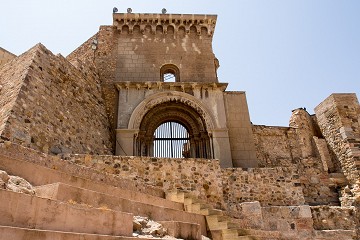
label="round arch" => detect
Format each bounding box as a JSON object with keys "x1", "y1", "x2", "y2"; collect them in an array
[
  {"x1": 128, "y1": 91, "x2": 215, "y2": 131},
  {"x1": 129, "y1": 91, "x2": 216, "y2": 158}
]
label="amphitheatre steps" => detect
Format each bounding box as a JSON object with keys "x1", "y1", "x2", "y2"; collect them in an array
[
  {"x1": 0, "y1": 144, "x2": 183, "y2": 211},
  {"x1": 0, "y1": 189, "x2": 133, "y2": 236},
  {"x1": 0, "y1": 226, "x2": 155, "y2": 240},
  {"x1": 34, "y1": 182, "x2": 206, "y2": 235},
  {"x1": 0, "y1": 143, "x2": 207, "y2": 239}
]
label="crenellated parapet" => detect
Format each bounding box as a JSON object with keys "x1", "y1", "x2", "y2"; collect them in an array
[
  {"x1": 113, "y1": 13, "x2": 217, "y2": 37},
  {"x1": 115, "y1": 81, "x2": 227, "y2": 92}
]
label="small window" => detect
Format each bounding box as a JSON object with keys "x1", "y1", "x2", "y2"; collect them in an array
[{"x1": 160, "y1": 64, "x2": 180, "y2": 82}]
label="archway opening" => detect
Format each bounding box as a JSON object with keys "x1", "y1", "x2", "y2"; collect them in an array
[
  {"x1": 135, "y1": 101, "x2": 213, "y2": 159},
  {"x1": 153, "y1": 121, "x2": 190, "y2": 158}
]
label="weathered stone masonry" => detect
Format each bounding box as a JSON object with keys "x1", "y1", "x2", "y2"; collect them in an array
[{"x1": 0, "y1": 44, "x2": 113, "y2": 155}]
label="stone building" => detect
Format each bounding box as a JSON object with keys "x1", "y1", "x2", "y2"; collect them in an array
[{"x1": 0, "y1": 11, "x2": 359, "y2": 240}]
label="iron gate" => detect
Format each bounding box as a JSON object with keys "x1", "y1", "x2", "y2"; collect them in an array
[{"x1": 153, "y1": 121, "x2": 190, "y2": 158}]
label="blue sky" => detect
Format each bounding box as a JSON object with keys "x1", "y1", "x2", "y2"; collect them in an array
[{"x1": 1, "y1": 1, "x2": 359, "y2": 126}]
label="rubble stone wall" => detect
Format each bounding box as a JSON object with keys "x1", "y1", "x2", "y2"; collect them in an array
[
  {"x1": 222, "y1": 167, "x2": 305, "y2": 207},
  {"x1": 311, "y1": 206, "x2": 357, "y2": 230},
  {"x1": 252, "y1": 110, "x2": 339, "y2": 206},
  {"x1": 1, "y1": 44, "x2": 113, "y2": 155},
  {"x1": 315, "y1": 94, "x2": 360, "y2": 205},
  {"x1": 261, "y1": 205, "x2": 314, "y2": 239},
  {"x1": 67, "y1": 27, "x2": 120, "y2": 147},
  {"x1": 70, "y1": 154, "x2": 308, "y2": 208},
  {"x1": 0, "y1": 49, "x2": 32, "y2": 136},
  {"x1": 0, "y1": 47, "x2": 16, "y2": 68},
  {"x1": 69, "y1": 154, "x2": 225, "y2": 208},
  {"x1": 252, "y1": 125, "x2": 298, "y2": 167},
  {"x1": 315, "y1": 94, "x2": 360, "y2": 183}
]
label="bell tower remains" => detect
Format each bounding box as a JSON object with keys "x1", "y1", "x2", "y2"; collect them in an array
[{"x1": 72, "y1": 12, "x2": 258, "y2": 168}]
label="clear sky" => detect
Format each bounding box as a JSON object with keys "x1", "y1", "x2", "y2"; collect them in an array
[{"x1": 1, "y1": 1, "x2": 359, "y2": 126}]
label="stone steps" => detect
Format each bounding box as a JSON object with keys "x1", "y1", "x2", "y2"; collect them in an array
[
  {"x1": 35, "y1": 182, "x2": 206, "y2": 235},
  {"x1": 0, "y1": 143, "x2": 208, "y2": 239},
  {"x1": 0, "y1": 189, "x2": 133, "y2": 236},
  {"x1": 166, "y1": 190, "x2": 267, "y2": 240},
  {"x1": 0, "y1": 147, "x2": 183, "y2": 211},
  {"x1": 0, "y1": 225, "x2": 156, "y2": 240}
]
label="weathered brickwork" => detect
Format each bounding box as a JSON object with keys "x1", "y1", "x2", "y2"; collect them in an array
[
  {"x1": 111, "y1": 13, "x2": 218, "y2": 83},
  {"x1": 0, "y1": 44, "x2": 113, "y2": 155},
  {"x1": 253, "y1": 125, "x2": 299, "y2": 167},
  {"x1": 0, "y1": 47, "x2": 16, "y2": 68},
  {"x1": 253, "y1": 109, "x2": 340, "y2": 206},
  {"x1": 222, "y1": 167, "x2": 305, "y2": 207},
  {"x1": 0, "y1": 141, "x2": 163, "y2": 198},
  {"x1": 311, "y1": 206, "x2": 358, "y2": 230},
  {"x1": 0, "y1": 48, "x2": 33, "y2": 137},
  {"x1": 1, "y1": 10, "x2": 360, "y2": 240},
  {"x1": 262, "y1": 205, "x2": 314, "y2": 239},
  {"x1": 69, "y1": 154, "x2": 309, "y2": 208},
  {"x1": 69, "y1": 154, "x2": 225, "y2": 208},
  {"x1": 315, "y1": 94, "x2": 360, "y2": 205}
]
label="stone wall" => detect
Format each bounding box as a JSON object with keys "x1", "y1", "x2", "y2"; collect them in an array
[
  {"x1": 69, "y1": 154, "x2": 225, "y2": 208},
  {"x1": 224, "y1": 91, "x2": 258, "y2": 168},
  {"x1": 0, "y1": 47, "x2": 33, "y2": 137},
  {"x1": 253, "y1": 125, "x2": 298, "y2": 167},
  {"x1": 262, "y1": 205, "x2": 314, "y2": 239},
  {"x1": 111, "y1": 13, "x2": 218, "y2": 83},
  {"x1": 0, "y1": 47, "x2": 16, "y2": 68},
  {"x1": 70, "y1": 154, "x2": 311, "y2": 208},
  {"x1": 252, "y1": 109, "x2": 339, "y2": 206},
  {"x1": 0, "y1": 43, "x2": 112, "y2": 155},
  {"x1": 0, "y1": 141, "x2": 164, "y2": 198},
  {"x1": 222, "y1": 167, "x2": 305, "y2": 207},
  {"x1": 68, "y1": 26, "x2": 120, "y2": 143},
  {"x1": 311, "y1": 206, "x2": 358, "y2": 230},
  {"x1": 315, "y1": 94, "x2": 360, "y2": 205}
]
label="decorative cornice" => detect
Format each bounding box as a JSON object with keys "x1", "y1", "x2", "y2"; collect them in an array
[
  {"x1": 113, "y1": 13, "x2": 217, "y2": 36},
  {"x1": 115, "y1": 81, "x2": 227, "y2": 92}
]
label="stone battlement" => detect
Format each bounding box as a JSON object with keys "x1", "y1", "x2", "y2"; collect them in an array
[{"x1": 113, "y1": 13, "x2": 217, "y2": 36}]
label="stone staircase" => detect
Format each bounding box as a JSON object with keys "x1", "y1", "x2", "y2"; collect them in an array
[
  {"x1": 0, "y1": 142, "x2": 358, "y2": 240},
  {"x1": 166, "y1": 191, "x2": 281, "y2": 240},
  {"x1": 166, "y1": 191, "x2": 358, "y2": 240},
  {"x1": 0, "y1": 143, "x2": 206, "y2": 240}
]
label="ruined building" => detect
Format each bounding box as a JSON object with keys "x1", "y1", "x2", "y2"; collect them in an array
[{"x1": 0, "y1": 11, "x2": 359, "y2": 240}]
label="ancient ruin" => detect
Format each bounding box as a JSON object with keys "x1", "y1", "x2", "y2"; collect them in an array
[{"x1": 0, "y1": 10, "x2": 359, "y2": 240}]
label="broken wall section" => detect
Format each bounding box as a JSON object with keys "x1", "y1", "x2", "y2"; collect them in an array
[
  {"x1": 252, "y1": 109, "x2": 340, "y2": 206},
  {"x1": 315, "y1": 93, "x2": 360, "y2": 206},
  {"x1": 1, "y1": 44, "x2": 113, "y2": 155}
]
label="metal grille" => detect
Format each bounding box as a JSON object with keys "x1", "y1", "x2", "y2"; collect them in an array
[
  {"x1": 163, "y1": 73, "x2": 175, "y2": 82},
  {"x1": 153, "y1": 122, "x2": 189, "y2": 158}
]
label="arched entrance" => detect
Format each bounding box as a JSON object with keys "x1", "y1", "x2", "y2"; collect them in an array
[{"x1": 135, "y1": 101, "x2": 213, "y2": 159}]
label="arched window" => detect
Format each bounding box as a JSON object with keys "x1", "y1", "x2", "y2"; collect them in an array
[
  {"x1": 160, "y1": 64, "x2": 180, "y2": 82},
  {"x1": 153, "y1": 122, "x2": 190, "y2": 158}
]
